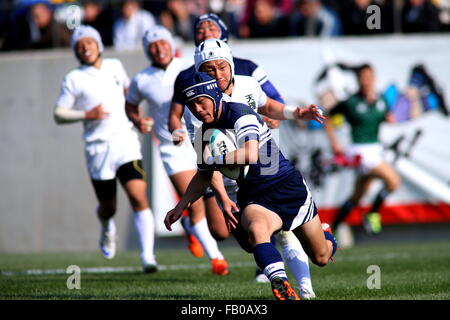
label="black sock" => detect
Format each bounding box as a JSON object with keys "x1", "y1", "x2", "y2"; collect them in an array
[
  {"x1": 370, "y1": 188, "x2": 389, "y2": 213},
  {"x1": 333, "y1": 199, "x2": 355, "y2": 229}
]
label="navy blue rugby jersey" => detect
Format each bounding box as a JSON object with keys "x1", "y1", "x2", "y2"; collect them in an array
[
  {"x1": 172, "y1": 57, "x2": 284, "y2": 106},
  {"x1": 199, "y1": 101, "x2": 295, "y2": 195}
]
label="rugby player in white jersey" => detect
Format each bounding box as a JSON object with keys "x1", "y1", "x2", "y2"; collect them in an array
[
  {"x1": 125, "y1": 25, "x2": 229, "y2": 275},
  {"x1": 53, "y1": 25, "x2": 157, "y2": 273},
  {"x1": 190, "y1": 38, "x2": 319, "y2": 297}
]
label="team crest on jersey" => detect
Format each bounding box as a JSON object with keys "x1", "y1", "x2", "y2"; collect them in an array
[
  {"x1": 245, "y1": 94, "x2": 256, "y2": 110},
  {"x1": 356, "y1": 102, "x2": 368, "y2": 113},
  {"x1": 376, "y1": 100, "x2": 386, "y2": 112},
  {"x1": 113, "y1": 75, "x2": 120, "y2": 86},
  {"x1": 186, "y1": 89, "x2": 195, "y2": 97}
]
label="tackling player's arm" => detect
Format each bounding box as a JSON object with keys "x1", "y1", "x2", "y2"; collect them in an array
[{"x1": 258, "y1": 97, "x2": 325, "y2": 123}]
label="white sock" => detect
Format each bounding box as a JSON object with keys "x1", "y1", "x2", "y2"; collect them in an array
[
  {"x1": 278, "y1": 231, "x2": 313, "y2": 291},
  {"x1": 190, "y1": 218, "x2": 223, "y2": 260},
  {"x1": 133, "y1": 208, "x2": 156, "y2": 265}
]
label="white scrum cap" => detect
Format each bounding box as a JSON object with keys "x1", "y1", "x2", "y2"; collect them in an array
[
  {"x1": 71, "y1": 25, "x2": 104, "y2": 54},
  {"x1": 142, "y1": 25, "x2": 176, "y2": 61},
  {"x1": 194, "y1": 38, "x2": 234, "y2": 78}
]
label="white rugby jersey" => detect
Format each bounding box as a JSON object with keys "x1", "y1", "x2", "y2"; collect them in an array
[
  {"x1": 185, "y1": 75, "x2": 268, "y2": 143},
  {"x1": 126, "y1": 57, "x2": 192, "y2": 143},
  {"x1": 56, "y1": 58, "x2": 132, "y2": 143}
]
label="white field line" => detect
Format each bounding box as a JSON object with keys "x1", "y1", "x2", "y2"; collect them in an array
[
  {"x1": 0, "y1": 252, "x2": 413, "y2": 277},
  {"x1": 0, "y1": 261, "x2": 255, "y2": 276}
]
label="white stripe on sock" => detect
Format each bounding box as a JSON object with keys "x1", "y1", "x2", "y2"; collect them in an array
[{"x1": 263, "y1": 262, "x2": 287, "y2": 281}]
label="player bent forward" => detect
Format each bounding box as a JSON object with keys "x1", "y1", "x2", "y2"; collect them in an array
[{"x1": 164, "y1": 72, "x2": 337, "y2": 300}]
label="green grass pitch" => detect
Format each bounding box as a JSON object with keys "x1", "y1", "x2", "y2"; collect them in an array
[{"x1": 1, "y1": 241, "x2": 449, "y2": 300}]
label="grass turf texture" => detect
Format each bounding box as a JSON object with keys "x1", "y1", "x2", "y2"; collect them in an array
[{"x1": 1, "y1": 241, "x2": 449, "y2": 300}]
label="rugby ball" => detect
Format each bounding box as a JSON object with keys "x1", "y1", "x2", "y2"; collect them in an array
[{"x1": 210, "y1": 129, "x2": 249, "y2": 180}]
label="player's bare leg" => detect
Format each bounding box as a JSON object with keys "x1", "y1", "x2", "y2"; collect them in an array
[
  {"x1": 204, "y1": 195, "x2": 230, "y2": 240},
  {"x1": 241, "y1": 204, "x2": 299, "y2": 300},
  {"x1": 363, "y1": 162, "x2": 401, "y2": 234},
  {"x1": 293, "y1": 215, "x2": 335, "y2": 267}
]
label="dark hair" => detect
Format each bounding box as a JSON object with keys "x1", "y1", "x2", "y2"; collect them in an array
[{"x1": 356, "y1": 63, "x2": 373, "y2": 76}]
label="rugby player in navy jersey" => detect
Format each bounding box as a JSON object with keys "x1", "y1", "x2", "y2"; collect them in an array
[
  {"x1": 164, "y1": 73, "x2": 337, "y2": 300},
  {"x1": 169, "y1": 14, "x2": 319, "y2": 297}
]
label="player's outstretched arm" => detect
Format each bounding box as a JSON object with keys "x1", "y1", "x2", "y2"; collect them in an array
[
  {"x1": 164, "y1": 170, "x2": 213, "y2": 231},
  {"x1": 258, "y1": 98, "x2": 325, "y2": 123}
]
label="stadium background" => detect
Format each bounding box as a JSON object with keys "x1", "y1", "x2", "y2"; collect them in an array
[{"x1": 0, "y1": 0, "x2": 450, "y2": 254}]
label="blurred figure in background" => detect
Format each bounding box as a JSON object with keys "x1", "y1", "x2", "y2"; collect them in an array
[
  {"x1": 239, "y1": 0, "x2": 292, "y2": 38},
  {"x1": 0, "y1": 0, "x2": 15, "y2": 50},
  {"x1": 113, "y1": 0, "x2": 156, "y2": 51},
  {"x1": 3, "y1": 1, "x2": 70, "y2": 50},
  {"x1": 240, "y1": 0, "x2": 290, "y2": 38},
  {"x1": 402, "y1": 0, "x2": 440, "y2": 33},
  {"x1": 289, "y1": 0, "x2": 342, "y2": 37},
  {"x1": 81, "y1": 0, "x2": 114, "y2": 47},
  {"x1": 159, "y1": 0, "x2": 196, "y2": 41},
  {"x1": 323, "y1": 64, "x2": 401, "y2": 235}
]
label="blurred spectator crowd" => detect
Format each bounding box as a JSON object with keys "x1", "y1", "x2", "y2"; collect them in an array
[{"x1": 1, "y1": 0, "x2": 450, "y2": 52}]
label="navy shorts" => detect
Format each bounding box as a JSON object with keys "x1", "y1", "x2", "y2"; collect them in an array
[{"x1": 237, "y1": 170, "x2": 317, "y2": 231}]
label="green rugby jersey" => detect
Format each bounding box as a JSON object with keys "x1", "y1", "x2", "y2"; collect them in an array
[{"x1": 330, "y1": 93, "x2": 388, "y2": 143}]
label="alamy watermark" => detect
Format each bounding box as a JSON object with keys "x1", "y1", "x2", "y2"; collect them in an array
[
  {"x1": 66, "y1": 265, "x2": 81, "y2": 290},
  {"x1": 189, "y1": 128, "x2": 281, "y2": 175},
  {"x1": 366, "y1": 265, "x2": 381, "y2": 290},
  {"x1": 367, "y1": 5, "x2": 381, "y2": 30}
]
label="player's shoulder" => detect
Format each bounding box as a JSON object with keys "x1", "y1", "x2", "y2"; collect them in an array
[
  {"x1": 225, "y1": 101, "x2": 260, "y2": 122},
  {"x1": 234, "y1": 74, "x2": 259, "y2": 87},
  {"x1": 177, "y1": 64, "x2": 196, "y2": 79},
  {"x1": 233, "y1": 56, "x2": 258, "y2": 76},
  {"x1": 134, "y1": 64, "x2": 159, "y2": 79},
  {"x1": 63, "y1": 67, "x2": 85, "y2": 86},
  {"x1": 102, "y1": 58, "x2": 125, "y2": 69}
]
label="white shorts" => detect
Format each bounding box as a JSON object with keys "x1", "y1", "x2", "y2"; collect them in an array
[
  {"x1": 346, "y1": 143, "x2": 384, "y2": 174},
  {"x1": 85, "y1": 130, "x2": 142, "y2": 180},
  {"x1": 159, "y1": 138, "x2": 197, "y2": 176}
]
